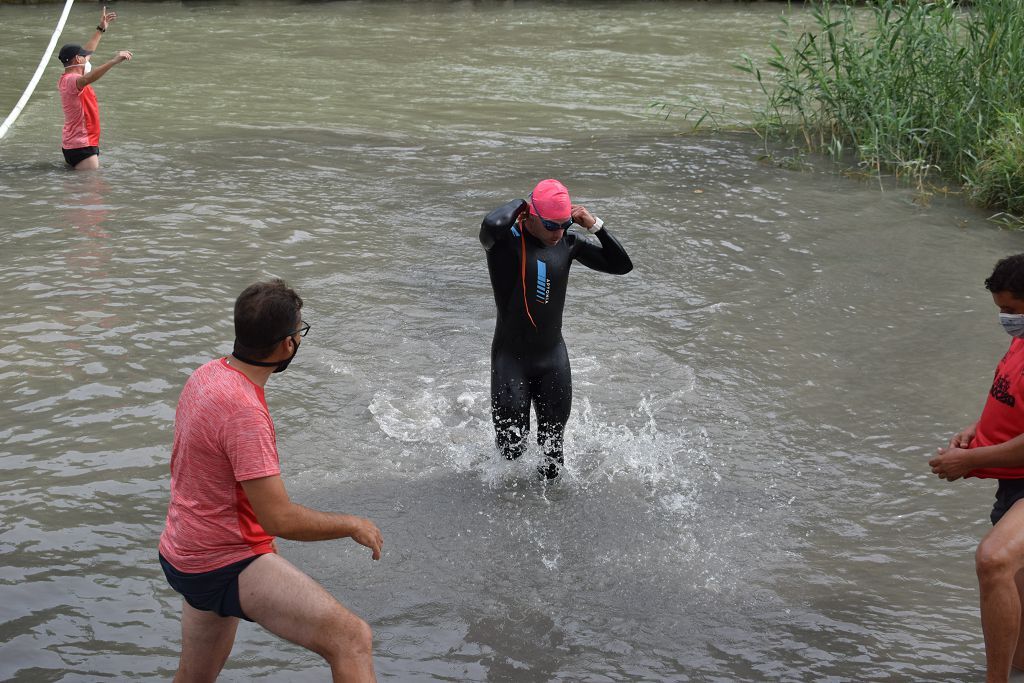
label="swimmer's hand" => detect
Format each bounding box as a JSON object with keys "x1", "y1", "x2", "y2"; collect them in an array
[
  {"x1": 929, "y1": 446, "x2": 975, "y2": 482},
  {"x1": 115, "y1": 51, "x2": 133, "y2": 64},
  {"x1": 569, "y1": 204, "x2": 598, "y2": 233},
  {"x1": 350, "y1": 517, "x2": 384, "y2": 560},
  {"x1": 570, "y1": 205, "x2": 596, "y2": 229}
]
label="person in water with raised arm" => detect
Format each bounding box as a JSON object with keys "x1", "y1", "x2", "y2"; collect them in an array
[
  {"x1": 930, "y1": 254, "x2": 1024, "y2": 683},
  {"x1": 56, "y1": 6, "x2": 132, "y2": 170},
  {"x1": 479, "y1": 179, "x2": 633, "y2": 479}
]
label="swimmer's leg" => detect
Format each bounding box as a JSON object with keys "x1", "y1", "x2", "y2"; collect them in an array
[
  {"x1": 531, "y1": 344, "x2": 572, "y2": 479},
  {"x1": 491, "y1": 348, "x2": 530, "y2": 460}
]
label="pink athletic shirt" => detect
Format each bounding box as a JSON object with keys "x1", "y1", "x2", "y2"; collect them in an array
[
  {"x1": 58, "y1": 72, "x2": 100, "y2": 149},
  {"x1": 158, "y1": 358, "x2": 281, "y2": 573}
]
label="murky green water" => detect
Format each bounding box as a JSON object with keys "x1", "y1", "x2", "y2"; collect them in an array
[{"x1": 2, "y1": 1, "x2": 1023, "y2": 681}]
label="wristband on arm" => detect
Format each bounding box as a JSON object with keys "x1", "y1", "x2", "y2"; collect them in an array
[{"x1": 585, "y1": 217, "x2": 604, "y2": 234}]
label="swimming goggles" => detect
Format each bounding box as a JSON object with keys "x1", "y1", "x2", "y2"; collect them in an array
[{"x1": 529, "y1": 195, "x2": 573, "y2": 231}]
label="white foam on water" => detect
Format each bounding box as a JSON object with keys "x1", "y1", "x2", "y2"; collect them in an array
[
  {"x1": 365, "y1": 379, "x2": 723, "y2": 556},
  {"x1": 361, "y1": 375, "x2": 769, "y2": 601},
  {"x1": 368, "y1": 391, "x2": 449, "y2": 443},
  {"x1": 367, "y1": 379, "x2": 710, "y2": 491}
]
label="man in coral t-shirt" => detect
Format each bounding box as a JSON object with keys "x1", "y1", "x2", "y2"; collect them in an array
[
  {"x1": 158, "y1": 279, "x2": 383, "y2": 682},
  {"x1": 931, "y1": 253, "x2": 1024, "y2": 682},
  {"x1": 56, "y1": 6, "x2": 132, "y2": 170}
]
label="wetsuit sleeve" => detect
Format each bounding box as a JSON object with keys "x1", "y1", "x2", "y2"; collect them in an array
[
  {"x1": 572, "y1": 227, "x2": 634, "y2": 275},
  {"x1": 480, "y1": 199, "x2": 528, "y2": 251}
]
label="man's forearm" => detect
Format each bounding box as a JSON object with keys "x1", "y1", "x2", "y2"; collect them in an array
[
  {"x1": 82, "y1": 58, "x2": 119, "y2": 86},
  {"x1": 594, "y1": 227, "x2": 633, "y2": 274},
  {"x1": 83, "y1": 28, "x2": 104, "y2": 53},
  {"x1": 266, "y1": 502, "x2": 364, "y2": 542},
  {"x1": 971, "y1": 433, "x2": 1024, "y2": 469}
]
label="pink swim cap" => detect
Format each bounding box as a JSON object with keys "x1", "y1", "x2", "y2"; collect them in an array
[{"x1": 529, "y1": 179, "x2": 572, "y2": 221}]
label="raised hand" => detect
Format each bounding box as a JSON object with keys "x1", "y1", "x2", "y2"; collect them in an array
[{"x1": 99, "y1": 6, "x2": 117, "y2": 31}]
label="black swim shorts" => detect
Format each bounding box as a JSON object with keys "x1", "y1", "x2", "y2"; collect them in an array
[
  {"x1": 990, "y1": 479, "x2": 1024, "y2": 525},
  {"x1": 159, "y1": 553, "x2": 262, "y2": 620},
  {"x1": 62, "y1": 146, "x2": 99, "y2": 167}
]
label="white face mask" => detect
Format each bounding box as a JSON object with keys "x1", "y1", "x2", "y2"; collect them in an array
[
  {"x1": 65, "y1": 59, "x2": 91, "y2": 74},
  {"x1": 1000, "y1": 313, "x2": 1024, "y2": 338}
]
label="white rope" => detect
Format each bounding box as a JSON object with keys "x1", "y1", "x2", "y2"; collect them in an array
[{"x1": 0, "y1": 0, "x2": 76, "y2": 140}]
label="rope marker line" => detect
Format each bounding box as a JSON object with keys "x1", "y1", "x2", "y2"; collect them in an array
[{"x1": 0, "y1": 0, "x2": 76, "y2": 140}]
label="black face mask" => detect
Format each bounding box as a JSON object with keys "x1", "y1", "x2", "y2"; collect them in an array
[{"x1": 232, "y1": 338, "x2": 300, "y2": 374}]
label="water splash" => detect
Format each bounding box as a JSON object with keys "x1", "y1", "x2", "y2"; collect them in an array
[{"x1": 368, "y1": 380, "x2": 712, "y2": 491}]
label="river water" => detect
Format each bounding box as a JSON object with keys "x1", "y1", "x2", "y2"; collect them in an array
[{"x1": 2, "y1": 2, "x2": 1023, "y2": 681}]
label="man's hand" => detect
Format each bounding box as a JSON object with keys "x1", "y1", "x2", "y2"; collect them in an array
[
  {"x1": 99, "y1": 6, "x2": 117, "y2": 31},
  {"x1": 350, "y1": 517, "x2": 383, "y2": 560},
  {"x1": 949, "y1": 424, "x2": 977, "y2": 449},
  {"x1": 570, "y1": 205, "x2": 596, "y2": 229},
  {"x1": 929, "y1": 446, "x2": 975, "y2": 481},
  {"x1": 115, "y1": 50, "x2": 133, "y2": 64}
]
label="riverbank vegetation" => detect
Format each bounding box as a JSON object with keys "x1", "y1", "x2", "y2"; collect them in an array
[{"x1": 739, "y1": 0, "x2": 1024, "y2": 220}]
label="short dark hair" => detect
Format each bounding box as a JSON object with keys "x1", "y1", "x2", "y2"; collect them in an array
[
  {"x1": 985, "y1": 254, "x2": 1024, "y2": 299},
  {"x1": 233, "y1": 279, "x2": 303, "y2": 360}
]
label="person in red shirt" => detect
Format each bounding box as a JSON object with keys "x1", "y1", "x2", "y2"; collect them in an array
[
  {"x1": 931, "y1": 253, "x2": 1024, "y2": 682},
  {"x1": 158, "y1": 279, "x2": 383, "y2": 682},
  {"x1": 56, "y1": 6, "x2": 132, "y2": 170}
]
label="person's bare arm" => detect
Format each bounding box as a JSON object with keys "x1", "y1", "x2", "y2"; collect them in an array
[
  {"x1": 84, "y1": 6, "x2": 116, "y2": 52},
  {"x1": 76, "y1": 51, "x2": 132, "y2": 90},
  {"x1": 240, "y1": 475, "x2": 382, "y2": 559},
  {"x1": 930, "y1": 431, "x2": 1024, "y2": 481}
]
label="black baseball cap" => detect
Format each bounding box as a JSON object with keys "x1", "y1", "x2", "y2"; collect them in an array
[{"x1": 57, "y1": 44, "x2": 92, "y2": 66}]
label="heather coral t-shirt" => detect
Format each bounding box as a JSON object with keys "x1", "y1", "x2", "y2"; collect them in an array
[
  {"x1": 158, "y1": 358, "x2": 281, "y2": 573},
  {"x1": 970, "y1": 337, "x2": 1024, "y2": 479},
  {"x1": 58, "y1": 72, "x2": 100, "y2": 149}
]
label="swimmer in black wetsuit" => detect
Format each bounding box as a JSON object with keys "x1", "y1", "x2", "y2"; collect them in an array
[{"x1": 479, "y1": 178, "x2": 633, "y2": 479}]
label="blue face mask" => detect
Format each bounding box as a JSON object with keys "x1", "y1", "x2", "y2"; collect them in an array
[{"x1": 1000, "y1": 313, "x2": 1024, "y2": 338}]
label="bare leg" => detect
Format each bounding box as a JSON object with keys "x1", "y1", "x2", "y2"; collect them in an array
[
  {"x1": 74, "y1": 155, "x2": 99, "y2": 170},
  {"x1": 1013, "y1": 570, "x2": 1024, "y2": 672},
  {"x1": 977, "y1": 501, "x2": 1024, "y2": 682},
  {"x1": 173, "y1": 600, "x2": 239, "y2": 683},
  {"x1": 238, "y1": 553, "x2": 375, "y2": 683}
]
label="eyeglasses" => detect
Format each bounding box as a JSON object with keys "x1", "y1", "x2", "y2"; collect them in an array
[
  {"x1": 273, "y1": 320, "x2": 310, "y2": 343},
  {"x1": 530, "y1": 195, "x2": 573, "y2": 231}
]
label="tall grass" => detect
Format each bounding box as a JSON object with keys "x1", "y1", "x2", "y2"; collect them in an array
[{"x1": 741, "y1": 0, "x2": 1024, "y2": 218}]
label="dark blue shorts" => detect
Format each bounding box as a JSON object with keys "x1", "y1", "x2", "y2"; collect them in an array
[
  {"x1": 62, "y1": 146, "x2": 99, "y2": 167},
  {"x1": 991, "y1": 479, "x2": 1024, "y2": 525},
  {"x1": 159, "y1": 553, "x2": 262, "y2": 621}
]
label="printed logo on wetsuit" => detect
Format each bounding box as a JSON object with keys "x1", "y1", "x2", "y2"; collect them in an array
[
  {"x1": 991, "y1": 373, "x2": 1016, "y2": 407},
  {"x1": 535, "y1": 260, "x2": 550, "y2": 304}
]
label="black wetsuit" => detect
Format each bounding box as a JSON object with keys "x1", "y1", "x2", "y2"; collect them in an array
[{"x1": 479, "y1": 199, "x2": 633, "y2": 477}]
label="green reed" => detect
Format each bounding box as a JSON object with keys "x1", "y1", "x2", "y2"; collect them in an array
[{"x1": 740, "y1": 0, "x2": 1024, "y2": 217}]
